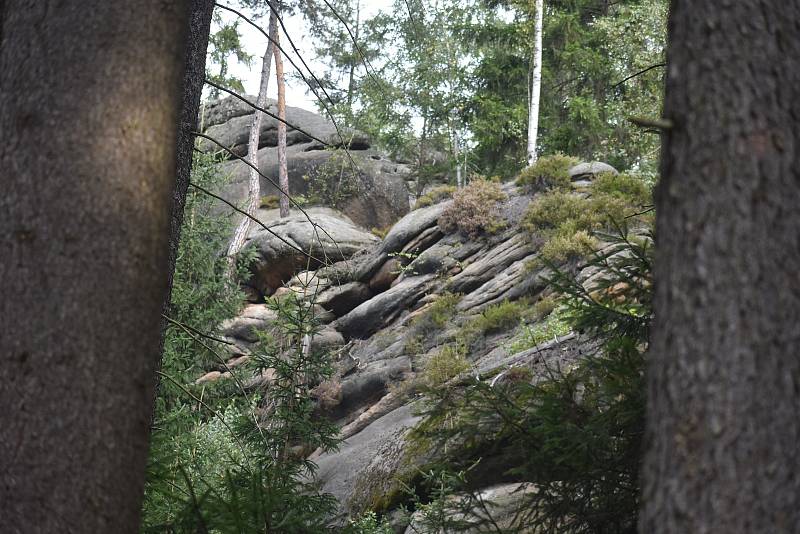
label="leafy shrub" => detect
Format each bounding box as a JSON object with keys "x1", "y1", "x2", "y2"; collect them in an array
[
  {"x1": 508, "y1": 307, "x2": 572, "y2": 354},
  {"x1": 474, "y1": 300, "x2": 524, "y2": 334},
  {"x1": 411, "y1": 292, "x2": 461, "y2": 337},
  {"x1": 539, "y1": 228, "x2": 598, "y2": 262},
  {"x1": 414, "y1": 184, "x2": 457, "y2": 209},
  {"x1": 515, "y1": 153, "x2": 579, "y2": 191},
  {"x1": 304, "y1": 149, "x2": 360, "y2": 208},
  {"x1": 370, "y1": 225, "x2": 391, "y2": 239},
  {"x1": 422, "y1": 343, "x2": 470, "y2": 388},
  {"x1": 591, "y1": 171, "x2": 652, "y2": 206},
  {"x1": 260, "y1": 195, "x2": 280, "y2": 209},
  {"x1": 344, "y1": 511, "x2": 395, "y2": 534},
  {"x1": 438, "y1": 179, "x2": 507, "y2": 238},
  {"x1": 522, "y1": 172, "x2": 652, "y2": 262},
  {"x1": 142, "y1": 153, "x2": 340, "y2": 531}
]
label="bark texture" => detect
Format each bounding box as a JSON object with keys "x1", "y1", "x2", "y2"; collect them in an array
[
  {"x1": 225, "y1": 7, "x2": 277, "y2": 270},
  {"x1": 275, "y1": 26, "x2": 290, "y2": 218},
  {"x1": 160, "y1": 0, "x2": 215, "y2": 375},
  {"x1": 641, "y1": 2, "x2": 800, "y2": 533},
  {"x1": 526, "y1": 0, "x2": 543, "y2": 166},
  {"x1": 0, "y1": 2, "x2": 190, "y2": 532}
]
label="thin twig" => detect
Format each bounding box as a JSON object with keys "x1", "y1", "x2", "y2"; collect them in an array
[
  {"x1": 187, "y1": 178, "x2": 326, "y2": 265},
  {"x1": 611, "y1": 62, "x2": 666, "y2": 89},
  {"x1": 163, "y1": 313, "x2": 235, "y2": 346},
  {"x1": 203, "y1": 80, "x2": 332, "y2": 147}
]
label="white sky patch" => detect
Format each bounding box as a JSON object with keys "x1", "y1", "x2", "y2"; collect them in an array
[{"x1": 211, "y1": 1, "x2": 395, "y2": 113}]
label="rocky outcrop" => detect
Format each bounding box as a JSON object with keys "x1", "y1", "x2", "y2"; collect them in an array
[
  {"x1": 244, "y1": 208, "x2": 379, "y2": 296},
  {"x1": 198, "y1": 175, "x2": 615, "y2": 525},
  {"x1": 202, "y1": 96, "x2": 411, "y2": 229}
]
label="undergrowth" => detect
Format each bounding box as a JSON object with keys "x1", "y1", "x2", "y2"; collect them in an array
[
  {"x1": 523, "y1": 171, "x2": 652, "y2": 262},
  {"x1": 438, "y1": 178, "x2": 508, "y2": 238},
  {"x1": 409, "y1": 226, "x2": 653, "y2": 533}
]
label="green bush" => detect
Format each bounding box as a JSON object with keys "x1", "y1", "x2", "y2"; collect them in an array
[
  {"x1": 422, "y1": 343, "x2": 470, "y2": 388},
  {"x1": 412, "y1": 292, "x2": 461, "y2": 337},
  {"x1": 260, "y1": 195, "x2": 280, "y2": 209},
  {"x1": 508, "y1": 307, "x2": 572, "y2": 354},
  {"x1": 522, "y1": 172, "x2": 652, "y2": 262},
  {"x1": 414, "y1": 184, "x2": 457, "y2": 209},
  {"x1": 472, "y1": 300, "x2": 525, "y2": 335},
  {"x1": 344, "y1": 511, "x2": 395, "y2": 534},
  {"x1": 438, "y1": 179, "x2": 507, "y2": 238},
  {"x1": 411, "y1": 228, "x2": 653, "y2": 533},
  {"x1": 142, "y1": 151, "x2": 340, "y2": 532},
  {"x1": 515, "y1": 153, "x2": 579, "y2": 191}
]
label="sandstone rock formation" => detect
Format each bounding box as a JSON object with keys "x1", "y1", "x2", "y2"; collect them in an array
[{"x1": 201, "y1": 96, "x2": 411, "y2": 230}]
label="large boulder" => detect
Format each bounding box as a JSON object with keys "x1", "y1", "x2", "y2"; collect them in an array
[
  {"x1": 568, "y1": 161, "x2": 619, "y2": 184},
  {"x1": 201, "y1": 96, "x2": 411, "y2": 229},
  {"x1": 312, "y1": 404, "x2": 423, "y2": 522},
  {"x1": 245, "y1": 208, "x2": 380, "y2": 295}
]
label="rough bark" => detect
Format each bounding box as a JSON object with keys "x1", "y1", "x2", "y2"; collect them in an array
[
  {"x1": 526, "y1": 0, "x2": 543, "y2": 166},
  {"x1": 275, "y1": 25, "x2": 290, "y2": 218},
  {"x1": 225, "y1": 7, "x2": 277, "y2": 271},
  {"x1": 0, "y1": 2, "x2": 190, "y2": 532},
  {"x1": 161, "y1": 0, "x2": 215, "y2": 370},
  {"x1": 641, "y1": 2, "x2": 800, "y2": 533}
]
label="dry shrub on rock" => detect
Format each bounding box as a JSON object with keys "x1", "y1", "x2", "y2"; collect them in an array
[{"x1": 438, "y1": 179, "x2": 507, "y2": 238}]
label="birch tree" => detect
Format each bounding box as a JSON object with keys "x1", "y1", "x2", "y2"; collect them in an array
[
  {"x1": 225, "y1": 5, "x2": 278, "y2": 274},
  {"x1": 526, "y1": 0, "x2": 543, "y2": 166}
]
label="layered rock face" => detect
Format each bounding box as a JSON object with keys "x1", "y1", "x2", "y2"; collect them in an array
[
  {"x1": 200, "y1": 96, "x2": 411, "y2": 230},
  {"x1": 196, "y1": 166, "x2": 624, "y2": 528}
]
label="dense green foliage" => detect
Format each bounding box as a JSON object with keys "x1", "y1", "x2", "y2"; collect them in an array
[
  {"x1": 207, "y1": 13, "x2": 253, "y2": 98},
  {"x1": 523, "y1": 171, "x2": 652, "y2": 261},
  {"x1": 516, "y1": 153, "x2": 579, "y2": 191},
  {"x1": 410, "y1": 228, "x2": 653, "y2": 532},
  {"x1": 142, "y1": 153, "x2": 338, "y2": 533}
]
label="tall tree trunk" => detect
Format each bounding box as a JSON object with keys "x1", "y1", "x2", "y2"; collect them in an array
[
  {"x1": 641, "y1": 2, "x2": 800, "y2": 532},
  {"x1": 526, "y1": 0, "x2": 544, "y2": 166},
  {"x1": 346, "y1": 0, "x2": 361, "y2": 114},
  {"x1": 160, "y1": 0, "x2": 215, "y2": 377},
  {"x1": 0, "y1": 2, "x2": 190, "y2": 532},
  {"x1": 225, "y1": 7, "x2": 278, "y2": 273},
  {"x1": 275, "y1": 22, "x2": 290, "y2": 218}
]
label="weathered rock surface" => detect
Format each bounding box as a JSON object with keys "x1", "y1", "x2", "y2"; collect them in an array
[
  {"x1": 403, "y1": 482, "x2": 537, "y2": 533},
  {"x1": 200, "y1": 180, "x2": 613, "y2": 525},
  {"x1": 312, "y1": 404, "x2": 423, "y2": 521},
  {"x1": 335, "y1": 274, "x2": 438, "y2": 339},
  {"x1": 202, "y1": 96, "x2": 411, "y2": 229},
  {"x1": 245, "y1": 208, "x2": 379, "y2": 295},
  {"x1": 568, "y1": 160, "x2": 619, "y2": 185}
]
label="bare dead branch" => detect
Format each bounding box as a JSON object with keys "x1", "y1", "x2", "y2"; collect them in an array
[
  {"x1": 187, "y1": 177, "x2": 326, "y2": 265},
  {"x1": 612, "y1": 62, "x2": 666, "y2": 89},
  {"x1": 204, "y1": 79, "x2": 333, "y2": 147}
]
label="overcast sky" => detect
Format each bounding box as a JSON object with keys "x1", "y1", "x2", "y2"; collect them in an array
[{"x1": 214, "y1": 1, "x2": 394, "y2": 112}]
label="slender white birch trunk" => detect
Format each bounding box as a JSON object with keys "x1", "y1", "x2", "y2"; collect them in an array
[
  {"x1": 274, "y1": 27, "x2": 289, "y2": 218},
  {"x1": 225, "y1": 7, "x2": 278, "y2": 275},
  {"x1": 526, "y1": 0, "x2": 544, "y2": 166}
]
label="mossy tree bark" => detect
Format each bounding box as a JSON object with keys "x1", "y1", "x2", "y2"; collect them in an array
[
  {"x1": 642, "y1": 2, "x2": 800, "y2": 532},
  {"x1": 0, "y1": 2, "x2": 191, "y2": 532}
]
